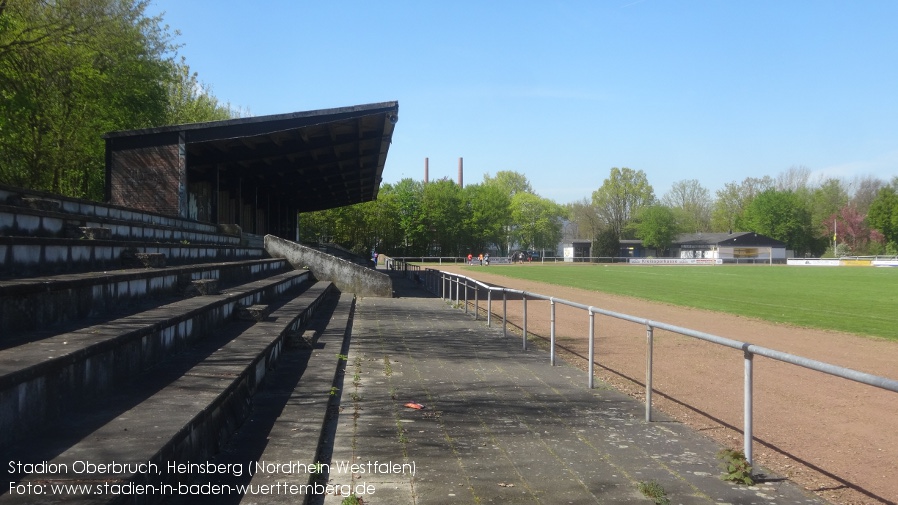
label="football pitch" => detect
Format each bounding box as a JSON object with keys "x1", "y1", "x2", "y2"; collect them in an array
[{"x1": 453, "y1": 263, "x2": 898, "y2": 341}]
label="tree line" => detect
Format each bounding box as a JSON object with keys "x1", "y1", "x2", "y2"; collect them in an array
[
  {"x1": 0, "y1": 0, "x2": 239, "y2": 200},
  {"x1": 303, "y1": 166, "x2": 898, "y2": 260},
  {"x1": 299, "y1": 172, "x2": 566, "y2": 259}
]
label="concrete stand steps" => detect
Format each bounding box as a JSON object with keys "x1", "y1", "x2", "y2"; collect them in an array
[
  {"x1": 0, "y1": 203, "x2": 241, "y2": 246},
  {"x1": 3, "y1": 282, "x2": 336, "y2": 505},
  {"x1": 0, "y1": 270, "x2": 312, "y2": 449},
  {"x1": 0, "y1": 236, "x2": 265, "y2": 277},
  {"x1": 0, "y1": 258, "x2": 290, "y2": 338},
  {"x1": 162, "y1": 290, "x2": 355, "y2": 505}
]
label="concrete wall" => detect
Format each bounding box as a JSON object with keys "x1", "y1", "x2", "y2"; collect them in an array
[{"x1": 265, "y1": 235, "x2": 393, "y2": 297}]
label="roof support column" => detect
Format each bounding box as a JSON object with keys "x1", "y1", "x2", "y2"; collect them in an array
[{"x1": 212, "y1": 165, "x2": 220, "y2": 225}]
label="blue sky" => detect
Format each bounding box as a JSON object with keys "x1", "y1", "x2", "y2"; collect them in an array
[{"x1": 147, "y1": 1, "x2": 898, "y2": 204}]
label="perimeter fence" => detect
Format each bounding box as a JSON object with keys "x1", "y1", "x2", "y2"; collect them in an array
[{"x1": 391, "y1": 261, "x2": 898, "y2": 467}]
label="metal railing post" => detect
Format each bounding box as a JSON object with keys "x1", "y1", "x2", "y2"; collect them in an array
[
  {"x1": 464, "y1": 279, "x2": 469, "y2": 314},
  {"x1": 502, "y1": 291, "x2": 507, "y2": 338},
  {"x1": 474, "y1": 284, "x2": 479, "y2": 320},
  {"x1": 646, "y1": 324, "x2": 654, "y2": 422},
  {"x1": 455, "y1": 276, "x2": 460, "y2": 306},
  {"x1": 522, "y1": 295, "x2": 528, "y2": 350},
  {"x1": 550, "y1": 298, "x2": 556, "y2": 366},
  {"x1": 487, "y1": 289, "x2": 492, "y2": 327},
  {"x1": 744, "y1": 349, "x2": 754, "y2": 465},
  {"x1": 588, "y1": 308, "x2": 595, "y2": 389}
]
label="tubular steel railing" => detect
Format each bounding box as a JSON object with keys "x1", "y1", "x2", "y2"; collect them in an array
[{"x1": 422, "y1": 268, "x2": 898, "y2": 466}]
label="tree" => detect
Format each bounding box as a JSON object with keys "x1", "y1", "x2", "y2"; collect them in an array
[
  {"x1": 867, "y1": 186, "x2": 898, "y2": 248},
  {"x1": 422, "y1": 178, "x2": 463, "y2": 256},
  {"x1": 593, "y1": 228, "x2": 621, "y2": 259},
  {"x1": 390, "y1": 178, "x2": 427, "y2": 255},
  {"x1": 662, "y1": 179, "x2": 711, "y2": 233},
  {"x1": 462, "y1": 183, "x2": 511, "y2": 254},
  {"x1": 710, "y1": 176, "x2": 774, "y2": 232},
  {"x1": 566, "y1": 198, "x2": 603, "y2": 241},
  {"x1": 0, "y1": 0, "x2": 237, "y2": 200},
  {"x1": 482, "y1": 170, "x2": 533, "y2": 198},
  {"x1": 741, "y1": 189, "x2": 816, "y2": 256},
  {"x1": 632, "y1": 205, "x2": 680, "y2": 255},
  {"x1": 0, "y1": 0, "x2": 179, "y2": 199},
  {"x1": 510, "y1": 192, "x2": 565, "y2": 254},
  {"x1": 775, "y1": 165, "x2": 812, "y2": 193},
  {"x1": 591, "y1": 167, "x2": 655, "y2": 239},
  {"x1": 165, "y1": 57, "x2": 239, "y2": 124}
]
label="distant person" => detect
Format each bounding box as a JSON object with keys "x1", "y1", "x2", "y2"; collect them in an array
[
  {"x1": 467, "y1": 253, "x2": 473, "y2": 265},
  {"x1": 485, "y1": 253, "x2": 490, "y2": 266},
  {"x1": 478, "y1": 253, "x2": 483, "y2": 265}
]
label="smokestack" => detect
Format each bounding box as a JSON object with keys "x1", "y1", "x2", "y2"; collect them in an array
[
  {"x1": 458, "y1": 157, "x2": 463, "y2": 188},
  {"x1": 424, "y1": 157, "x2": 429, "y2": 184}
]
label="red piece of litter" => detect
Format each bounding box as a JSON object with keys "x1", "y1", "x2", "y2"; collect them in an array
[{"x1": 404, "y1": 402, "x2": 425, "y2": 410}]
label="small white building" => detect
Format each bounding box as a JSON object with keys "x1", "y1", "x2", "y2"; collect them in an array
[{"x1": 672, "y1": 232, "x2": 788, "y2": 261}]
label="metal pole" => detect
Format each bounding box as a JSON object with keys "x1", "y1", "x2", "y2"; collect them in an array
[
  {"x1": 522, "y1": 295, "x2": 528, "y2": 350},
  {"x1": 502, "y1": 291, "x2": 507, "y2": 338},
  {"x1": 646, "y1": 324, "x2": 654, "y2": 422},
  {"x1": 744, "y1": 350, "x2": 754, "y2": 465},
  {"x1": 550, "y1": 298, "x2": 556, "y2": 366},
  {"x1": 464, "y1": 279, "x2": 469, "y2": 314},
  {"x1": 474, "y1": 284, "x2": 479, "y2": 321},
  {"x1": 487, "y1": 289, "x2": 492, "y2": 327},
  {"x1": 588, "y1": 308, "x2": 595, "y2": 389}
]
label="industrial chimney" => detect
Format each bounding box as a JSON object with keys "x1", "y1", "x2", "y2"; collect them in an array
[
  {"x1": 458, "y1": 157, "x2": 463, "y2": 188},
  {"x1": 424, "y1": 157, "x2": 429, "y2": 184}
]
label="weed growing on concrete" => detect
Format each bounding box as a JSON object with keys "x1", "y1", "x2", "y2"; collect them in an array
[
  {"x1": 340, "y1": 494, "x2": 363, "y2": 505},
  {"x1": 336, "y1": 353, "x2": 348, "y2": 361},
  {"x1": 637, "y1": 480, "x2": 670, "y2": 505},
  {"x1": 329, "y1": 386, "x2": 339, "y2": 396},
  {"x1": 717, "y1": 448, "x2": 754, "y2": 485},
  {"x1": 383, "y1": 355, "x2": 393, "y2": 377}
]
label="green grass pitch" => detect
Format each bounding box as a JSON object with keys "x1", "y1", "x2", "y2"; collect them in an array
[{"x1": 456, "y1": 264, "x2": 898, "y2": 341}]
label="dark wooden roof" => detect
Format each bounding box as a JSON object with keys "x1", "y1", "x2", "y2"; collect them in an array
[
  {"x1": 104, "y1": 101, "x2": 399, "y2": 213},
  {"x1": 676, "y1": 232, "x2": 786, "y2": 248}
]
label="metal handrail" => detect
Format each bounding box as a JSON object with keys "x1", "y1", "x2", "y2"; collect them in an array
[{"x1": 423, "y1": 268, "x2": 898, "y2": 465}]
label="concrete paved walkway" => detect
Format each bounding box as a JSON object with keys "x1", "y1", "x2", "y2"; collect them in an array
[{"x1": 318, "y1": 272, "x2": 826, "y2": 505}]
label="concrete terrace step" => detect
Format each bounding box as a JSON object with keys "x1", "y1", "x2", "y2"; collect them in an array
[
  {"x1": 0, "y1": 203, "x2": 241, "y2": 246},
  {"x1": 0, "y1": 235, "x2": 265, "y2": 277},
  {"x1": 0, "y1": 258, "x2": 290, "y2": 338},
  {"x1": 3, "y1": 282, "x2": 336, "y2": 505},
  {"x1": 0, "y1": 270, "x2": 311, "y2": 449},
  {"x1": 0, "y1": 184, "x2": 223, "y2": 236},
  {"x1": 163, "y1": 291, "x2": 355, "y2": 505}
]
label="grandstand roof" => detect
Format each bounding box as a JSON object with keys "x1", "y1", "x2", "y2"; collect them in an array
[{"x1": 104, "y1": 101, "x2": 399, "y2": 214}]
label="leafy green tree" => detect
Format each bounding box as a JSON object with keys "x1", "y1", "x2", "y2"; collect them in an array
[
  {"x1": 482, "y1": 170, "x2": 533, "y2": 197},
  {"x1": 593, "y1": 228, "x2": 620, "y2": 259},
  {"x1": 422, "y1": 178, "x2": 463, "y2": 256},
  {"x1": 741, "y1": 189, "x2": 816, "y2": 256},
  {"x1": 462, "y1": 183, "x2": 511, "y2": 255},
  {"x1": 591, "y1": 167, "x2": 655, "y2": 239},
  {"x1": 165, "y1": 57, "x2": 238, "y2": 124},
  {"x1": 710, "y1": 176, "x2": 774, "y2": 232},
  {"x1": 0, "y1": 0, "x2": 238, "y2": 200},
  {"x1": 0, "y1": 0, "x2": 178, "y2": 199},
  {"x1": 867, "y1": 186, "x2": 898, "y2": 248},
  {"x1": 510, "y1": 192, "x2": 565, "y2": 254},
  {"x1": 632, "y1": 205, "x2": 680, "y2": 255}
]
